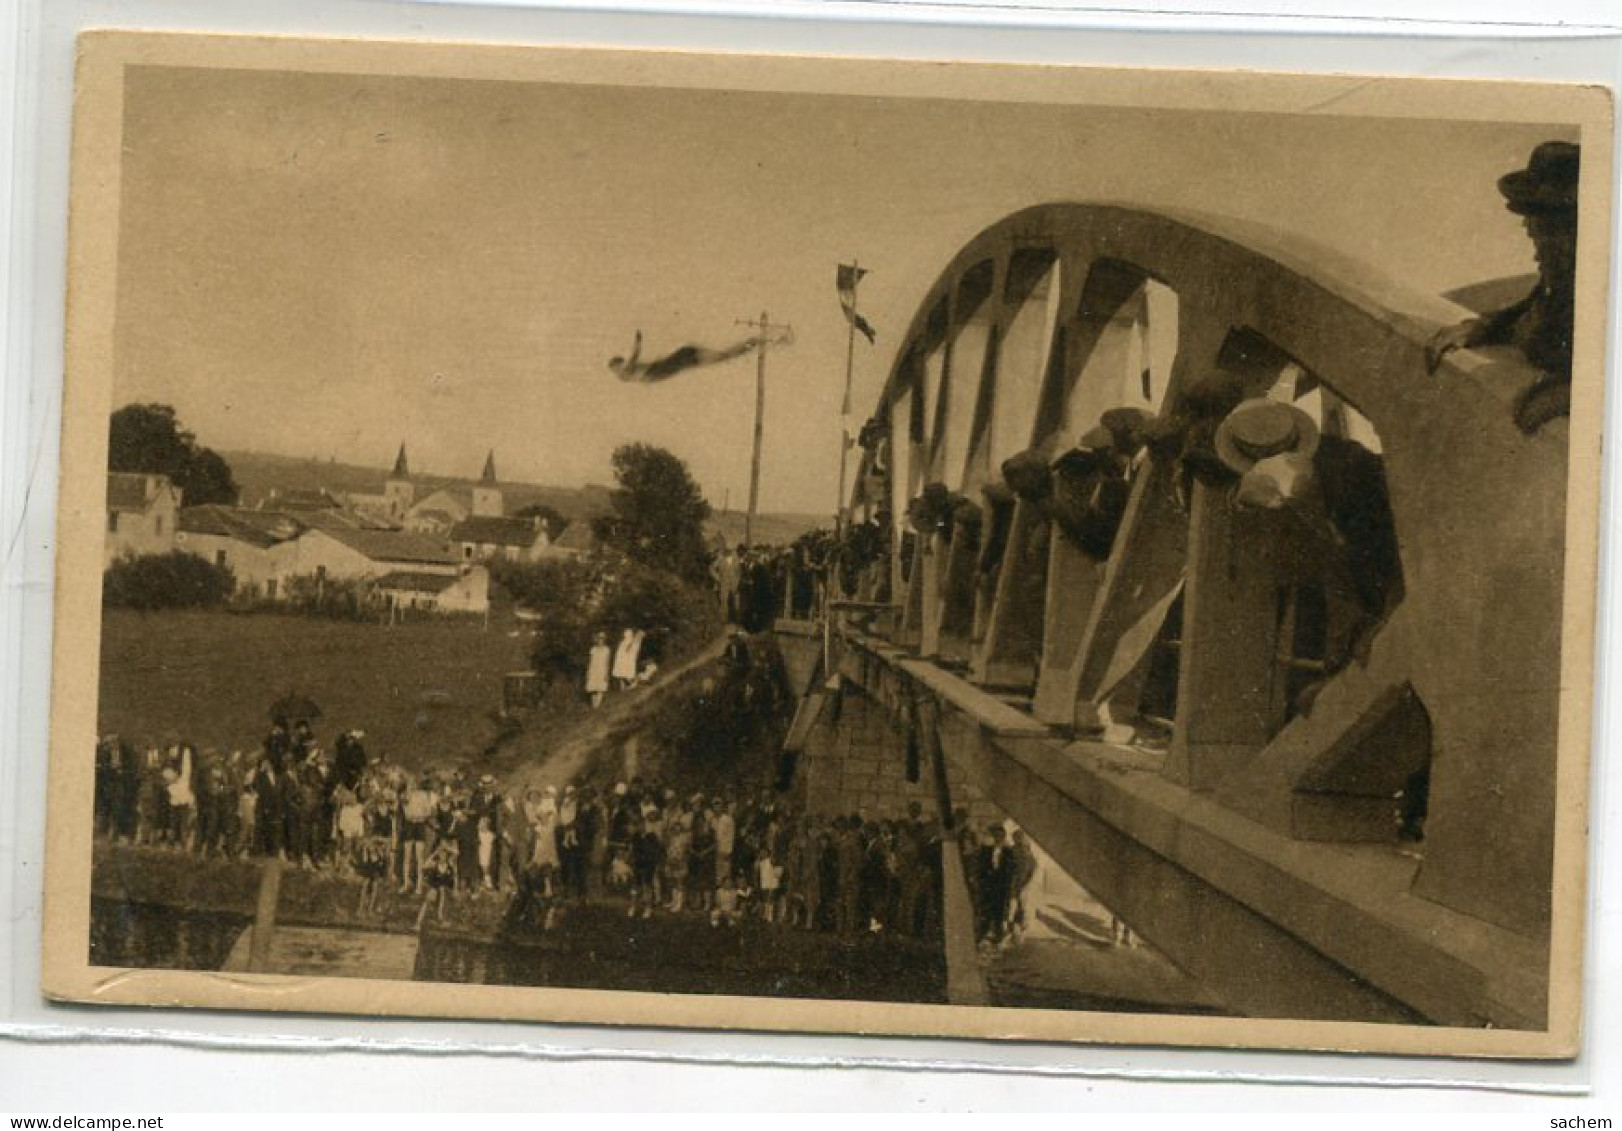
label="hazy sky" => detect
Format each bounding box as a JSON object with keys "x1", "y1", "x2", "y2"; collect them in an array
[{"x1": 111, "y1": 65, "x2": 1568, "y2": 514}]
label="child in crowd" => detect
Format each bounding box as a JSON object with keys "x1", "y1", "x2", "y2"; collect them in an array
[
  {"x1": 419, "y1": 840, "x2": 458, "y2": 927},
  {"x1": 755, "y1": 847, "x2": 783, "y2": 923},
  {"x1": 236, "y1": 784, "x2": 257, "y2": 861},
  {"x1": 333, "y1": 783, "x2": 365, "y2": 870},
  {"x1": 609, "y1": 850, "x2": 633, "y2": 892},
  {"x1": 477, "y1": 815, "x2": 497, "y2": 892},
  {"x1": 354, "y1": 835, "x2": 389, "y2": 917},
  {"x1": 663, "y1": 816, "x2": 691, "y2": 913},
  {"x1": 711, "y1": 874, "x2": 742, "y2": 928},
  {"x1": 629, "y1": 818, "x2": 664, "y2": 920}
]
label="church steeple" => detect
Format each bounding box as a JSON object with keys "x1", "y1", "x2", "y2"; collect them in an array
[
  {"x1": 384, "y1": 442, "x2": 414, "y2": 518},
  {"x1": 472, "y1": 449, "x2": 504, "y2": 518}
]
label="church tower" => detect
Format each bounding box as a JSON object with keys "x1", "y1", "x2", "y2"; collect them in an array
[
  {"x1": 385, "y1": 442, "x2": 414, "y2": 519},
  {"x1": 472, "y1": 450, "x2": 504, "y2": 517}
]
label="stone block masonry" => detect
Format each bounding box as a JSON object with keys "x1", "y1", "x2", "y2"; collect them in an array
[{"x1": 797, "y1": 680, "x2": 1001, "y2": 829}]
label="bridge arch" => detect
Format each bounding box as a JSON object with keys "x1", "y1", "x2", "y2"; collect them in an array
[{"x1": 831, "y1": 202, "x2": 1568, "y2": 1019}]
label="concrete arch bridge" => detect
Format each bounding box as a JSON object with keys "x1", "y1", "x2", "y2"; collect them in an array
[{"x1": 773, "y1": 202, "x2": 1570, "y2": 1029}]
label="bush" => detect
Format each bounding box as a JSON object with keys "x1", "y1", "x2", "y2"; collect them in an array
[
  {"x1": 492, "y1": 557, "x2": 719, "y2": 692},
  {"x1": 596, "y1": 561, "x2": 720, "y2": 669},
  {"x1": 103, "y1": 551, "x2": 235, "y2": 610},
  {"x1": 491, "y1": 559, "x2": 599, "y2": 688},
  {"x1": 286, "y1": 573, "x2": 378, "y2": 620}
]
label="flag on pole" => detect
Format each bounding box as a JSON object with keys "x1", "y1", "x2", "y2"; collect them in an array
[
  {"x1": 608, "y1": 328, "x2": 792, "y2": 384},
  {"x1": 837, "y1": 264, "x2": 877, "y2": 347}
]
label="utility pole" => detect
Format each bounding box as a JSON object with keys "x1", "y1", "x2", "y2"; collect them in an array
[
  {"x1": 835, "y1": 260, "x2": 862, "y2": 537},
  {"x1": 735, "y1": 310, "x2": 792, "y2": 548}
]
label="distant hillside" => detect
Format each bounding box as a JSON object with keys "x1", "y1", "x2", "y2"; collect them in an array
[
  {"x1": 222, "y1": 449, "x2": 826, "y2": 545},
  {"x1": 706, "y1": 509, "x2": 829, "y2": 549},
  {"x1": 223, "y1": 450, "x2": 614, "y2": 524}
]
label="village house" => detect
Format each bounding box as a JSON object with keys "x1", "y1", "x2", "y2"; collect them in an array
[
  {"x1": 175, "y1": 505, "x2": 302, "y2": 593},
  {"x1": 105, "y1": 472, "x2": 182, "y2": 565},
  {"x1": 404, "y1": 449, "x2": 508, "y2": 533},
  {"x1": 450, "y1": 514, "x2": 552, "y2": 563},
  {"x1": 173, "y1": 501, "x2": 488, "y2": 614},
  {"x1": 287, "y1": 523, "x2": 463, "y2": 585},
  {"x1": 538, "y1": 516, "x2": 597, "y2": 561},
  {"x1": 402, "y1": 488, "x2": 469, "y2": 534},
  {"x1": 160, "y1": 444, "x2": 555, "y2": 613},
  {"x1": 344, "y1": 443, "x2": 417, "y2": 525},
  {"x1": 374, "y1": 565, "x2": 490, "y2": 616}
]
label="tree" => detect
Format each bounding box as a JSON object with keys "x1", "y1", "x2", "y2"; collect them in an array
[
  {"x1": 108, "y1": 403, "x2": 239, "y2": 506},
  {"x1": 513, "y1": 503, "x2": 568, "y2": 539},
  {"x1": 103, "y1": 551, "x2": 235, "y2": 610},
  {"x1": 592, "y1": 443, "x2": 712, "y2": 585},
  {"x1": 493, "y1": 556, "x2": 719, "y2": 694},
  {"x1": 491, "y1": 559, "x2": 599, "y2": 688}
]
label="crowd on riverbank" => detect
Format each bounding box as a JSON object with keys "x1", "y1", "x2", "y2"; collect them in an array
[{"x1": 94, "y1": 721, "x2": 1039, "y2": 946}]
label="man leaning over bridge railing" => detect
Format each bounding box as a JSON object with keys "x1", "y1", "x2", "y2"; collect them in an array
[{"x1": 1425, "y1": 140, "x2": 1578, "y2": 435}]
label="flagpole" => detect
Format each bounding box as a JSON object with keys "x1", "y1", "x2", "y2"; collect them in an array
[{"x1": 835, "y1": 260, "x2": 859, "y2": 537}]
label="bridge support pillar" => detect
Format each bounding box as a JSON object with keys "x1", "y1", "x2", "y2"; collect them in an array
[
  {"x1": 1031, "y1": 537, "x2": 1106, "y2": 723},
  {"x1": 972, "y1": 500, "x2": 1048, "y2": 689},
  {"x1": 1166, "y1": 483, "x2": 1287, "y2": 789},
  {"x1": 248, "y1": 858, "x2": 284, "y2": 974}
]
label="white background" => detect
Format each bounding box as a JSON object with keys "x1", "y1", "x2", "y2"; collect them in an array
[{"x1": 1, "y1": 0, "x2": 1619, "y2": 1112}]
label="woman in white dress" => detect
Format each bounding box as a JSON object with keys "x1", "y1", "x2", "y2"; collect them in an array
[
  {"x1": 529, "y1": 787, "x2": 561, "y2": 897},
  {"x1": 164, "y1": 743, "x2": 195, "y2": 850},
  {"x1": 611, "y1": 628, "x2": 641, "y2": 690},
  {"x1": 585, "y1": 631, "x2": 612, "y2": 708}
]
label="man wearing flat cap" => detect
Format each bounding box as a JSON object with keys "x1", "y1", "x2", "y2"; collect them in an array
[{"x1": 1427, "y1": 140, "x2": 1579, "y2": 433}]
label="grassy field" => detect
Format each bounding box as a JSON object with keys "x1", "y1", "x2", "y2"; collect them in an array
[{"x1": 97, "y1": 608, "x2": 538, "y2": 765}]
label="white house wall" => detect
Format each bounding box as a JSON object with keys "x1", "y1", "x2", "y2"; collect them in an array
[
  {"x1": 437, "y1": 567, "x2": 490, "y2": 613},
  {"x1": 104, "y1": 487, "x2": 180, "y2": 566},
  {"x1": 289, "y1": 530, "x2": 387, "y2": 581},
  {"x1": 175, "y1": 530, "x2": 278, "y2": 591}
]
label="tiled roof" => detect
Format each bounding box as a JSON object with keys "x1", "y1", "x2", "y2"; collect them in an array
[
  {"x1": 410, "y1": 508, "x2": 461, "y2": 524},
  {"x1": 107, "y1": 472, "x2": 170, "y2": 513},
  {"x1": 551, "y1": 519, "x2": 596, "y2": 551},
  {"x1": 450, "y1": 515, "x2": 544, "y2": 548},
  {"x1": 312, "y1": 525, "x2": 461, "y2": 565},
  {"x1": 373, "y1": 570, "x2": 459, "y2": 594},
  {"x1": 407, "y1": 489, "x2": 470, "y2": 519},
  {"x1": 273, "y1": 488, "x2": 343, "y2": 510},
  {"x1": 179, "y1": 505, "x2": 303, "y2": 549},
  {"x1": 294, "y1": 507, "x2": 397, "y2": 533}
]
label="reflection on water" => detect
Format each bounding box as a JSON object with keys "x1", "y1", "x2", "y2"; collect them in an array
[
  {"x1": 415, "y1": 928, "x2": 946, "y2": 1002},
  {"x1": 417, "y1": 935, "x2": 491, "y2": 985},
  {"x1": 87, "y1": 899, "x2": 1206, "y2": 1013},
  {"x1": 89, "y1": 898, "x2": 248, "y2": 971},
  {"x1": 88, "y1": 898, "x2": 944, "y2": 1004}
]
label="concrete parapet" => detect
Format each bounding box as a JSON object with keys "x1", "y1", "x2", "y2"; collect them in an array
[{"x1": 826, "y1": 631, "x2": 1548, "y2": 1030}]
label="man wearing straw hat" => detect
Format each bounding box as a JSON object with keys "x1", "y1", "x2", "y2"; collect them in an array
[{"x1": 1216, "y1": 395, "x2": 1402, "y2": 626}]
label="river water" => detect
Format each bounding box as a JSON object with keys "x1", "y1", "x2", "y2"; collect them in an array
[
  {"x1": 90, "y1": 898, "x2": 248, "y2": 971},
  {"x1": 89, "y1": 897, "x2": 948, "y2": 1004}
]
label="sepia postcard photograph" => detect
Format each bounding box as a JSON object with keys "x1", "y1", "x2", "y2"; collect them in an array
[{"x1": 39, "y1": 31, "x2": 1614, "y2": 1058}]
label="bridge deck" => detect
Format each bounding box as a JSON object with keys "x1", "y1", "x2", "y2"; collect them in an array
[{"x1": 813, "y1": 628, "x2": 1549, "y2": 1030}]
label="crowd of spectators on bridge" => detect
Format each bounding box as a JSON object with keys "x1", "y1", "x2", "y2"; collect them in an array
[{"x1": 710, "y1": 537, "x2": 835, "y2": 633}]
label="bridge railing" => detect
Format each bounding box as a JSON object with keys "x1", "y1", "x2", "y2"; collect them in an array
[{"x1": 842, "y1": 202, "x2": 1571, "y2": 941}]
